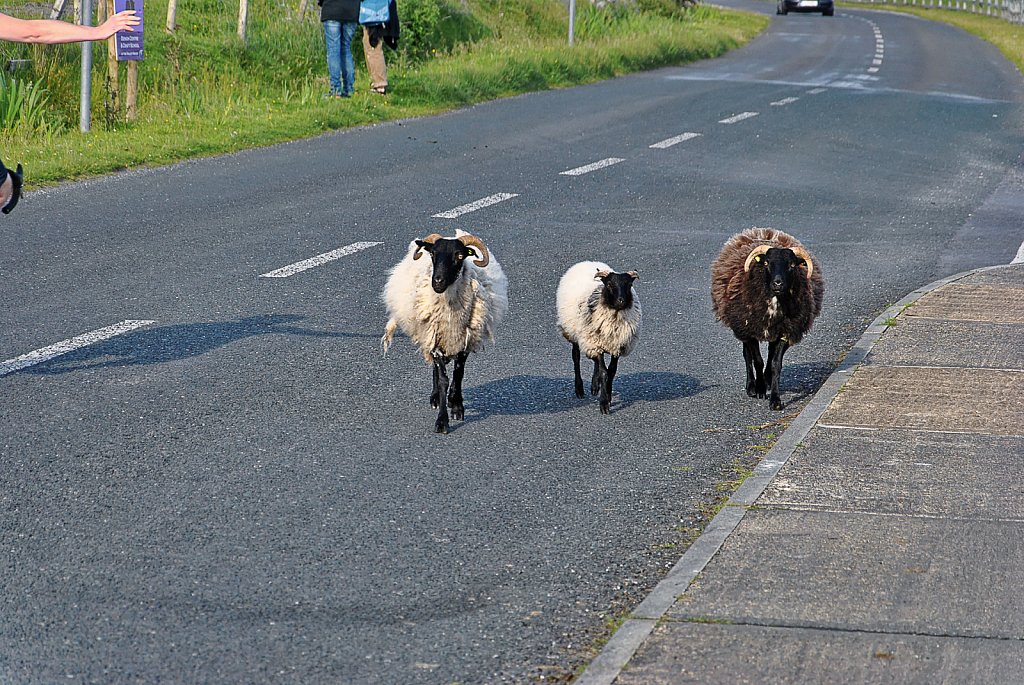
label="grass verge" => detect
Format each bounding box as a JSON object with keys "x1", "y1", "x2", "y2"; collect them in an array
[{"x1": 0, "y1": 2, "x2": 767, "y2": 186}]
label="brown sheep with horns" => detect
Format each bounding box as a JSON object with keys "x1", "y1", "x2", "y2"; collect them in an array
[{"x1": 711, "y1": 227, "x2": 825, "y2": 410}]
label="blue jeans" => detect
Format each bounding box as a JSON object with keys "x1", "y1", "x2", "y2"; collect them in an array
[{"x1": 323, "y1": 20, "x2": 357, "y2": 96}]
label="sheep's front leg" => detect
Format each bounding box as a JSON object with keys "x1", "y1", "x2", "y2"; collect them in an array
[
  {"x1": 433, "y1": 354, "x2": 451, "y2": 433},
  {"x1": 742, "y1": 338, "x2": 766, "y2": 398},
  {"x1": 571, "y1": 342, "x2": 585, "y2": 398},
  {"x1": 591, "y1": 355, "x2": 604, "y2": 396},
  {"x1": 430, "y1": 362, "x2": 441, "y2": 408},
  {"x1": 765, "y1": 339, "x2": 789, "y2": 410},
  {"x1": 448, "y1": 351, "x2": 468, "y2": 421},
  {"x1": 600, "y1": 354, "x2": 619, "y2": 415}
]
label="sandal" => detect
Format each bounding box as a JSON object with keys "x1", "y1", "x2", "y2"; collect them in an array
[{"x1": 372, "y1": 86, "x2": 387, "y2": 95}]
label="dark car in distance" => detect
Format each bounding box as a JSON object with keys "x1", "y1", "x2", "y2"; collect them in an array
[{"x1": 777, "y1": 0, "x2": 834, "y2": 15}]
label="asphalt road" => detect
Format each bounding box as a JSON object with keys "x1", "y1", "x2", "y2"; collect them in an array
[{"x1": 3, "y1": 3, "x2": 1024, "y2": 683}]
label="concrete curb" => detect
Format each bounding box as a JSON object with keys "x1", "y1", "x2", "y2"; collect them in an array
[{"x1": 574, "y1": 263, "x2": 1006, "y2": 685}]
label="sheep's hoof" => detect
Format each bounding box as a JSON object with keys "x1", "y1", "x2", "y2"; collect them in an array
[
  {"x1": 591, "y1": 381, "x2": 601, "y2": 396},
  {"x1": 600, "y1": 400, "x2": 612, "y2": 415},
  {"x1": 449, "y1": 403, "x2": 464, "y2": 421},
  {"x1": 434, "y1": 419, "x2": 450, "y2": 434},
  {"x1": 574, "y1": 381, "x2": 585, "y2": 399},
  {"x1": 769, "y1": 397, "x2": 784, "y2": 411},
  {"x1": 430, "y1": 391, "x2": 440, "y2": 409}
]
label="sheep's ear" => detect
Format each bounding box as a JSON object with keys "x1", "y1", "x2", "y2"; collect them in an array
[
  {"x1": 465, "y1": 246, "x2": 477, "y2": 258},
  {"x1": 626, "y1": 271, "x2": 639, "y2": 281},
  {"x1": 413, "y1": 240, "x2": 433, "y2": 260}
]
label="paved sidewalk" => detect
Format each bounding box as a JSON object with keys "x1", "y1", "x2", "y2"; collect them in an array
[{"x1": 580, "y1": 263, "x2": 1024, "y2": 684}]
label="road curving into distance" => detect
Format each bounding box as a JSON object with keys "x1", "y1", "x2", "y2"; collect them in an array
[{"x1": 2, "y1": 2, "x2": 1023, "y2": 682}]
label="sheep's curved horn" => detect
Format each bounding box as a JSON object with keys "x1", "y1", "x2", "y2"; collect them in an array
[
  {"x1": 792, "y1": 246, "x2": 814, "y2": 280},
  {"x1": 457, "y1": 233, "x2": 490, "y2": 267},
  {"x1": 743, "y1": 244, "x2": 771, "y2": 272},
  {"x1": 413, "y1": 233, "x2": 444, "y2": 260}
]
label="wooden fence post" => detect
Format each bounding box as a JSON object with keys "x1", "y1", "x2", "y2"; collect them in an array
[
  {"x1": 238, "y1": 0, "x2": 249, "y2": 42},
  {"x1": 166, "y1": 0, "x2": 177, "y2": 32},
  {"x1": 106, "y1": 0, "x2": 120, "y2": 114},
  {"x1": 126, "y1": 60, "x2": 138, "y2": 122}
]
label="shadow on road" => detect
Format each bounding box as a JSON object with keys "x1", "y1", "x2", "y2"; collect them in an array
[
  {"x1": 26, "y1": 314, "x2": 378, "y2": 374},
  {"x1": 463, "y1": 371, "x2": 708, "y2": 420}
]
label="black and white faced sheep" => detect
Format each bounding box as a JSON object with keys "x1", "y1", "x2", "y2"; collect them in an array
[
  {"x1": 711, "y1": 227, "x2": 824, "y2": 410},
  {"x1": 382, "y1": 230, "x2": 508, "y2": 434},
  {"x1": 556, "y1": 261, "x2": 642, "y2": 414}
]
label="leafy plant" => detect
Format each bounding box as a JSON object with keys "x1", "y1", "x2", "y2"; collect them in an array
[{"x1": 0, "y1": 72, "x2": 50, "y2": 132}]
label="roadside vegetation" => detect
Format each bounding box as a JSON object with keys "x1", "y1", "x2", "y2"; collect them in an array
[{"x1": 0, "y1": 0, "x2": 766, "y2": 184}]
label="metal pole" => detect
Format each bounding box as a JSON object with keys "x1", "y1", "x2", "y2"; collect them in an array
[
  {"x1": 79, "y1": 0, "x2": 92, "y2": 132},
  {"x1": 568, "y1": 0, "x2": 575, "y2": 45}
]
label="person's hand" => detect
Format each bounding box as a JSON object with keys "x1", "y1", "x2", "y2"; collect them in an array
[{"x1": 96, "y1": 10, "x2": 139, "y2": 39}]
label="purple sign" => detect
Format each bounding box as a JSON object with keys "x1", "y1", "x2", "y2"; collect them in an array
[{"x1": 114, "y1": 0, "x2": 143, "y2": 61}]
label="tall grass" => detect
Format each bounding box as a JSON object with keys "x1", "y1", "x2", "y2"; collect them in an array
[
  {"x1": 0, "y1": 0, "x2": 766, "y2": 183},
  {"x1": 0, "y1": 71, "x2": 50, "y2": 132}
]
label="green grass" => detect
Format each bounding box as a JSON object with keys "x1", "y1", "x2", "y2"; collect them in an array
[
  {"x1": 0, "y1": 0, "x2": 767, "y2": 185},
  {"x1": 840, "y1": 2, "x2": 1024, "y2": 73}
]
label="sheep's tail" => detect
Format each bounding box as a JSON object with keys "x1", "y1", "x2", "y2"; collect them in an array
[{"x1": 381, "y1": 319, "x2": 398, "y2": 357}]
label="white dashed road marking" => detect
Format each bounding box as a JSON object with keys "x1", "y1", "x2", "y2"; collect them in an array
[
  {"x1": 718, "y1": 112, "x2": 759, "y2": 124},
  {"x1": 259, "y1": 241, "x2": 383, "y2": 278},
  {"x1": 1, "y1": 320, "x2": 155, "y2": 377},
  {"x1": 649, "y1": 132, "x2": 701, "y2": 149},
  {"x1": 431, "y1": 192, "x2": 519, "y2": 219},
  {"x1": 770, "y1": 97, "x2": 799, "y2": 106},
  {"x1": 560, "y1": 158, "x2": 626, "y2": 176},
  {"x1": 807, "y1": 88, "x2": 827, "y2": 94}
]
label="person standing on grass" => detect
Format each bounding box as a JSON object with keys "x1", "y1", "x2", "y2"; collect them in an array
[
  {"x1": 318, "y1": 0, "x2": 360, "y2": 98},
  {"x1": 362, "y1": 0, "x2": 398, "y2": 96},
  {"x1": 0, "y1": 9, "x2": 140, "y2": 214}
]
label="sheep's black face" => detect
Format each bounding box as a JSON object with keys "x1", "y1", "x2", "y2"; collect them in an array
[
  {"x1": 757, "y1": 248, "x2": 803, "y2": 295},
  {"x1": 600, "y1": 272, "x2": 638, "y2": 311},
  {"x1": 416, "y1": 238, "x2": 473, "y2": 294}
]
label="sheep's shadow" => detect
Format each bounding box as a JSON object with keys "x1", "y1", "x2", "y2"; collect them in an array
[
  {"x1": 779, "y1": 360, "x2": 837, "y2": 403},
  {"x1": 462, "y1": 371, "x2": 707, "y2": 420},
  {"x1": 25, "y1": 314, "x2": 378, "y2": 375}
]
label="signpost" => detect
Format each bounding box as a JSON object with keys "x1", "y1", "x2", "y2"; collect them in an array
[
  {"x1": 569, "y1": 0, "x2": 575, "y2": 45},
  {"x1": 114, "y1": 0, "x2": 144, "y2": 60}
]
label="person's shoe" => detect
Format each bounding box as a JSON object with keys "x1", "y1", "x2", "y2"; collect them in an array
[
  {"x1": 323, "y1": 90, "x2": 344, "y2": 99},
  {"x1": 372, "y1": 86, "x2": 387, "y2": 95}
]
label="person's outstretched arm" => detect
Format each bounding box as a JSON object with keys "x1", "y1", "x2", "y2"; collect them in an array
[{"x1": 0, "y1": 10, "x2": 139, "y2": 44}]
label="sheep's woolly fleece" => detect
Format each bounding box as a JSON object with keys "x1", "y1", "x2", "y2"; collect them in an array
[
  {"x1": 556, "y1": 261, "x2": 642, "y2": 359},
  {"x1": 381, "y1": 230, "x2": 509, "y2": 363},
  {"x1": 710, "y1": 227, "x2": 824, "y2": 345}
]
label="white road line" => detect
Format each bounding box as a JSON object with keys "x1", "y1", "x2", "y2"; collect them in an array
[
  {"x1": 868, "y1": 67, "x2": 879, "y2": 74},
  {"x1": 560, "y1": 158, "x2": 625, "y2": 176},
  {"x1": 649, "y1": 132, "x2": 701, "y2": 149},
  {"x1": 0, "y1": 320, "x2": 155, "y2": 377},
  {"x1": 770, "y1": 97, "x2": 799, "y2": 106},
  {"x1": 431, "y1": 192, "x2": 519, "y2": 219},
  {"x1": 1012, "y1": 240, "x2": 1024, "y2": 264},
  {"x1": 718, "y1": 112, "x2": 758, "y2": 124},
  {"x1": 259, "y1": 241, "x2": 383, "y2": 278},
  {"x1": 807, "y1": 87, "x2": 827, "y2": 95}
]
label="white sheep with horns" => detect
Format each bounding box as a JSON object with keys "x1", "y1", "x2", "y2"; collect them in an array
[{"x1": 381, "y1": 229, "x2": 508, "y2": 433}]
